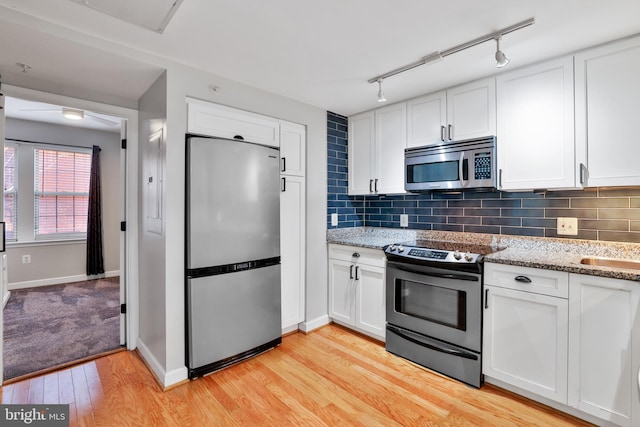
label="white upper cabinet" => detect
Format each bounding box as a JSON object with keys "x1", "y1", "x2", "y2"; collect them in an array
[
  {"x1": 186, "y1": 98, "x2": 280, "y2": 147},
  {"x1": 575, "y1": 35, "x2": 640, "y2": 187},
  {"x1": 407, "y1": 78, "x2": 495, "y2": 148},
  {"x1": 348, "y1": 104, "x2": 406, "y2": 195},
  {"x1": 496, "y1": 57, "x2": 575, "y2": 190},
  {"x1": 279, "y1": 121, "x2": 306, "y2": 176}
]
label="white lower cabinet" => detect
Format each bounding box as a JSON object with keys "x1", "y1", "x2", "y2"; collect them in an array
[
  {"x1": 483, "y1": 264, "x2": 569, "y2": 404},
  {"x1": 484, "y1": 263, "x2": 640, "y2": 426},
  {"x1": 568, "y1": 274, "x2": 640, "y2": 427},
  {"x1": 328, "y1": 244, "x2": 385, "y2": 341}
]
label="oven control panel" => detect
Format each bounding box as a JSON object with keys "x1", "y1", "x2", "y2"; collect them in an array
[
  {"x1": 385, "y1": 244, "x2": 481, "y2": 264},
  {"x1": 406, "y1": 249, "x2": 448, "y2": 260}
]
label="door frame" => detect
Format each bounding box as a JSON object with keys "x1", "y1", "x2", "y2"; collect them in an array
[{"x1": 0, "y1": 84, "x2": 139, "y2": 384}]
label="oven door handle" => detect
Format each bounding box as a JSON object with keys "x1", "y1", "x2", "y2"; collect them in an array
[
  {"x1": 387, "y1": 325, "x2": 478, "y2": 361},
  {"x1": 392, "y1": 265, "x2": 479, "y2": 282}
]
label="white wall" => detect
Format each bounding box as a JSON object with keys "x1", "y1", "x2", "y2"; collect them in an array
[{"x1": 4, "y1": 117, "x2": 121, "y2": 286}]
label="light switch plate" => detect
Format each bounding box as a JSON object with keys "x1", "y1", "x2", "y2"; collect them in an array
[
  {"x1": 400, "y1": 214, "x2": 409, "y2": 228},
  {"x1": 331, "y1": 213, "x2": 338, "y2": 226},
  {"x1": 557, "y1": 217, "x2": 578, "y2": 235}
]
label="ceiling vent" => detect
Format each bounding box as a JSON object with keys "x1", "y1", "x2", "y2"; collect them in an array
[{"x1": 69, "y1": 0, "x2": 184, "y2": 34}]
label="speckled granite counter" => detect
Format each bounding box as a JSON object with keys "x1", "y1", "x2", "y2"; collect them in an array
[{"x1": 327, "y1": 227, "x2": 640, "y2": 282}]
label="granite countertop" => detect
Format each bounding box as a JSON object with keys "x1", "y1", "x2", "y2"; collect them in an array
[{"x1": 327, "y1": 227, "x2": 640, "y2": 282}]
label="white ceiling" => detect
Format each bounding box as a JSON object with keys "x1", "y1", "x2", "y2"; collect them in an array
[{"x1": 1, "y1": 0, "x2": 640, "y2": 117}]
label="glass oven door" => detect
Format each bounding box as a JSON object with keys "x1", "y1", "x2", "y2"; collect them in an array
[{"x1": 386, "y1": 261, "x2": 481, "y2": 352}]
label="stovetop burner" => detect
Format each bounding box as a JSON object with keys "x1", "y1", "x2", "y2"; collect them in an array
[{"x1": 384, "y1": 239, "x2": 504, "y2": 268}]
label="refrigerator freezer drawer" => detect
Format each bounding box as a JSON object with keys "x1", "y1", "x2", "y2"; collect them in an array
[{"x1": 187, "y1": 264, "x2": 282, "y2": 372}]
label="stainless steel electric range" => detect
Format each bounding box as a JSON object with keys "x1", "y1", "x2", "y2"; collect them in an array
[{"x1": 384, "y1": 240, "x2": 502, "y2": 388}]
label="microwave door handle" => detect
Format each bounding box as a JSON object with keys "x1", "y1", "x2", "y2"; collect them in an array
[{"x1": 459, "y1": 152, "x2": 466, "y2": 187}]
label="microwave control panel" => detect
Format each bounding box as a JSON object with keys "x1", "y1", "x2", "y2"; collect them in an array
[{"x1": 474, "y1": 152, "x2": 492, "y2": 180}]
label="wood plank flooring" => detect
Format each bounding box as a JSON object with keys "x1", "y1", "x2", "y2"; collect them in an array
[{"x1": 1, "y1": 324, "x2": 593, "y2": 426}]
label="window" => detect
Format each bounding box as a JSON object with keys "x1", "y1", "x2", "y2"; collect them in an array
[
  {"x1": 34, "y1": 147, "x2": 91, "y2": 239},
  {"x1": 4, "y1": 144, "x2": 17, "y2": 241}
]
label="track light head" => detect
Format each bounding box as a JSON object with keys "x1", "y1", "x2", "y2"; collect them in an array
[
  {"x1": 495, "y1": 37, "x2": 510, "y2": 68},
  {"x1": 377, "y1": 79, "x2": 387, "y2": 103}
]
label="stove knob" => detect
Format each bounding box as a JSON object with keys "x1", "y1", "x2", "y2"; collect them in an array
[
  {"x1": 398, "y1": 245, "x2": 405, "y2": 253},
  {"x1": 389, "y1": 245, "x2": 396, "y2": 251},
  {"x1": 464, "y1": 253, "x2": 474, "y2": 262},
  {"x1": 453, "y1": 250, "x2": 462, "y2": 260}
]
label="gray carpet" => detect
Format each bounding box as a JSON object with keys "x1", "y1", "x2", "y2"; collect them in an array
[{"x1": 3, "y1": 277, "x2": 121, "y2": 380}]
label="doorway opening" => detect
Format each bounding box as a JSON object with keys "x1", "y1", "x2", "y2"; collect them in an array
[{"x1": 1, "y1": 94, "x2": 130, "y2": 382}]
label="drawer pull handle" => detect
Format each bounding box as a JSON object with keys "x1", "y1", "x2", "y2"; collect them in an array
[
  {"x1": 514, "y1": 275, "x2": 532, "y2": 283},
  {"x1": 353, "y1": 253, "x2": 360, "y2": 258}
]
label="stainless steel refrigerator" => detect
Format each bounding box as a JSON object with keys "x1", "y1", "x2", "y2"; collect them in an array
[{"x1": 185, "y1": 135, "x2": 281, "y2": 379}]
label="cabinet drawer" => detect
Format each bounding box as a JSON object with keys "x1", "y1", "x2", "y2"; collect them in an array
[
  {"x1": 484, "y1": 263, "x2": 569, "y2": 298},
  {"x1": 328, "y1": 244, "x2": 385, "y2": 268}
]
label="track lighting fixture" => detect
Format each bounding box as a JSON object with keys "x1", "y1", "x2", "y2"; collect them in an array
[
  {"x1": 377, "y1": 78, "x2": 387, "y2": 103},
  {"x1": 495, "y1": 36, "x2": 510, "y2": 68},
  {"x1": 367, "y1": 18, "x2": 534, "y2": 101}
]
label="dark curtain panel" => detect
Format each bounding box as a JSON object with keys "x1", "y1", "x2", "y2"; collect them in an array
[{"x1": 86, "y1": 145, "x2": 105, "y2": 276}]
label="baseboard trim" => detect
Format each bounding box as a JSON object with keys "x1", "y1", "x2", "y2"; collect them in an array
[
  {"x1": 136, "y1": 338, "x2": 188, "y2": 388},
  {"x1": 8, "y1": 270, "x2": 120, "y2": 290},
  {"x1": 299, "y1": 315, "x2": 330, "y2": 333}
]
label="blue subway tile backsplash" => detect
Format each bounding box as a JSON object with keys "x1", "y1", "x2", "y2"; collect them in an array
[{"x1": 326, "y1": 111, "x2": 640, "y2": 243}]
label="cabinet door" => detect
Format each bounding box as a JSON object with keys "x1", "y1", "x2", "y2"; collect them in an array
[
  {"x1": 348, "y1": 111, "x2": 375, "y2": 195},
  {"x1": 568, "y1": 274, "x2": 640, "y2": 427},
  {"x1": 280, "y1": 175, "x2": 305, "y2": 329},
  {"x1": 497, "y1": 57, "x2": 575, "y2": 190},
  {"x1": 355, "y1": 264, "x2": 386, "y2": 341},
  {"x1": 447, "y1": 78, "x2": 496, "y2": 142},
  {"x1": 406, "y1": 91, "x2": 447, "y2": 148},
  {"x1": 575, "y1": 36, "x2": 640, "y2": 187},
  {"x1": 328, "y1": 259, "x2": 356, "y2": 326},
  {"x1": 483, "y1": 285, "x2": 568, "y2": 404},
  {"x1": 280, "y1": 121, "x2": 305, "y2": 177},
  {"x1": 375, "y1": 103, "x2": 407, "y2": 194},
  {"x1": 186, "y1": 99, "x2": 280, "y2": 147}
]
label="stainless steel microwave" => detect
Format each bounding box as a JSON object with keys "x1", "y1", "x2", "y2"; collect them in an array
[{"x1": 404, "y1": 136, "x2": 497, "y2": 192}]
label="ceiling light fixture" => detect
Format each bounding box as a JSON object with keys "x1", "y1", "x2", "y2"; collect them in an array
[
  {"x1": 377, "y1": 79, "x2": 387, "y2": 103},
  {"x1": 62, "y1": 107, "x2": 85, "y2": 121},
  {"x1": 495, "y1": 36, "x2": 510, "y2": 68},
  {"x1": 367, "y1": 18, "x2": 534, "y2": 99}
]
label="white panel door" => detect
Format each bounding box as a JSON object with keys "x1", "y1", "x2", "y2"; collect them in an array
[
  {"x1": 348, "y1": 111, "x2": 374, "y2": 195},
  {"x1": 355, "y1": 264, "x2": 385, "y2": 341},
  {"x1": 575, "y1": 35, "x2": 640, "y2": 187},
  {"x1": 279, "y1": 121, "x2": 305, "y2": 177},
  {"x1": 407, "y1": 91, "x2": 446, "y2": 148},
  {"x1": 447, "y1": 78, "x2": 496, "y2": 142},
  {"x1": 328, "y1": 259, "x2": 356, "y2": 326},
  {"x1": 280, "y1": 175, "x2": 305, "y2": 329},
  {"x1": 374, "y1": 103, "x2": 407, "y2": 195},
  {"x1": 483, "y1": 285, "x2": 568, "y2": 404},
  {"x1": 497, "y1": 57, "x2": 575, "y2": 190},
  {"x1": 568, "y1": 274, "x2": 640, "y2": 427}
]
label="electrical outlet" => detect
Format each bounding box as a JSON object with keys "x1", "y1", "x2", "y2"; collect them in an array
[
  {"x1": 22, "y1": 254, "x2": 31, "y2": 264},
  {"x1": 400, "y1": 214, "x2": 409, "y2": 228},
  {"x1": 557, "y1": 217, "x2": 578, "y2": 236},
  {"x1": 331, "y1": 213, "x2": 338, "y2": 227}
]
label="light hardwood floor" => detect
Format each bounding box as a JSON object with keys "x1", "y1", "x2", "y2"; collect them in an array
[{"x1": 1, "y1": 324, "x2": 593, "y2": 426}]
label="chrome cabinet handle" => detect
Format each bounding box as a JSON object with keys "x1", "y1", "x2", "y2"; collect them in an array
[
  {"x1": 281, "y1": 177, "x2": 286, "y2": 192},
  {"x1": 499, "y1": 168, "x2": 503, "y2": 189},
  {"x1": 440, "y1": 125, "x2": 445, "y2": 142},
  {"x1": 514, "y1": 275, "x2": 532, "y2": 283},
  {"x1": 374, "y1": 178, "x2": 378, "y2": 193},
  {"x1": 369, "y1": 179, "x2": 373, "y2": 193},
  {"x1": 448, "y1": 124, "x2": 453, "y2": 141},
  {"x1": 281, "y1": 157, "x2": 286, "y2": 172},
  {"x1": 355, "y1": 266, "x2": 360, "y2": 281},
  {"x1": 580, "y1": 163, "x2": 587, "y2": 185}
]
